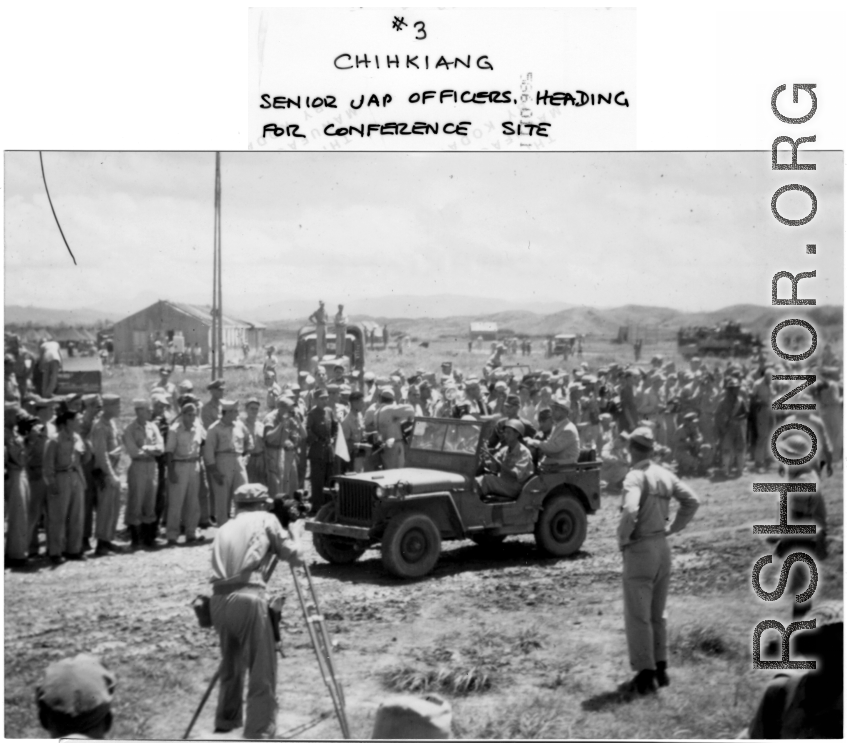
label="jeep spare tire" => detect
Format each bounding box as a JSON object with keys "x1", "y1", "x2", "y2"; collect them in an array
[
  {"x1": 381, "y1": 513, "x2": 442, "y2": 579},
  {"x1": 312, "y1": 503, "x2": 369, "y2": 565},
  {"x1": 534, "y1": 494, "x2": 587, "y2": 557}
]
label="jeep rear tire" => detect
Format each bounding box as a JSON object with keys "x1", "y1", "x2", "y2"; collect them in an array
[
  {"x1": 534, "y1": 494, "x2": 587, "y2": 557},
  {"x1": 381, "y1": 513, "x2": 441, "y2": 579},
  {"x1": 312, "y1": 504, "x2": 369, "y2": 565}
]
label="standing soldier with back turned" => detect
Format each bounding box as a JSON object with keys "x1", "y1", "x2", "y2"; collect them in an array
[{"x1": 616, "y1": 426, "x2": 699, "y2": 695}]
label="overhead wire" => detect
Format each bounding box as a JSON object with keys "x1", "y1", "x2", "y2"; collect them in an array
[{"x1": 38, "y1": 151, "x2": 77, "y2": 265}]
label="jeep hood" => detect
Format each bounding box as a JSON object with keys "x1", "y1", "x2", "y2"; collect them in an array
[{"x1": 341, "y1": 468, "x2": 468, "y2": 494}]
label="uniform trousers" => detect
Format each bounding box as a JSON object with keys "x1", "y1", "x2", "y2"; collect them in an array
[
  {"x1": 753, "y1": 410, "x2": 773, "y2": 467},
  {"x1": 94, "y1": 479, "x2": 121, "y2": 543},
  {"x1": 48, "y1": 470, "x2": 85, "y2": 556},
  {"x1": 209, "y1": 453, "x2": 247, "y2": 527},
  {"x1": 380, "y1": 442, "x2": 405, "y2": 470},
  {"x1": 82, "y1": 458, "x2": 97, "y2": 543},
  {"x1": 198, "y1": 462, "x2": 211, "y2": 524},
  {"x1": 166, "y1": 460, "x2": 201, "y2": 541},
  {"x1": 476, "y1": 474, "x2": 521, "y2": 498},
  {"x1": 211, "y1": 589, "x2": 278, "y2": 739},
  {"x1": 5, "y1": 469, "x2": 31, "y2": 560},
  {"x1": 309, "y1": 456, "x2": 333, "y2": 511},
  {"x1": 27, "y1": 469, "x2": 46, "y2": 554},
  {"x1": 676, "y1": 444, "x2": 712, "y2": 476},
  {"x1": 622, "y1": 535, "x2": 671, "y2": 672},
  {"x1": 247, "y1": 452, "x2": 267, "y2": 486},
  {"x1": 41, "y1": 360, "x2": 61, "y2": 398},
  {"x1": 126, "y1": 459, "x2": 158, "y2": 526},
  {"x1": 719, "y1": 424, "x2": 746, "y2": 472}
]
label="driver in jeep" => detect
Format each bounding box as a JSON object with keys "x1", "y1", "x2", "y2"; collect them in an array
[{"x1": 476, "y1": 420, "x2": 533, "y2": 499}]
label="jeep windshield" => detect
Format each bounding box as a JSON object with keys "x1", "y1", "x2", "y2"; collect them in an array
[{"x1": 409, "y1": 419, "x2": 482, "y2": 455}]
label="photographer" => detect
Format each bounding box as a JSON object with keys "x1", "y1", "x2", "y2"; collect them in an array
[{"x1": 209, "y1": 483, "x2": 304, "y2": 739}]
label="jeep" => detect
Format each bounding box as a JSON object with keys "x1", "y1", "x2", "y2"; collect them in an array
[{"x1": 305, "y1": 417, "x2": 602, "y2": 579}]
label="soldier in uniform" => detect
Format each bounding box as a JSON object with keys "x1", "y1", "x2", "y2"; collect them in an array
[
  {"x1": 79, "y1": 394, "x2": 102, "y2": 552},
  {"x1": 334, "y1": 304, "x2": 348, "y2": 358},
  {"x1": 204, "y1": 400, "x2": 252, "y2": 527},
  {"x1": 262, "y1": 346, "x2": 277, "y2": 387},
  {"x1": 26, "y1": 397, "x2": 55, "y2": 557},
  {"x1": 165, "y1": 401, "x2": 205, "y2": 546},
  {"x1": 5, "y1": 403, "x2": 31, "y2": 567},
  {"x1": 199, "y1": 379, "x2": 226, "y2": 527},
  {"x1": 264, "y1": 396, "x2": 302, "y2": 498},
  {"x1": 675, "y1": 412, "x2": 711, "y2": 477},
  {"x1": 477, "y1": 419, "x2": 533, "y2": 499},
  {"x1": 123, "y1": 399, "x2": 164, "y2": 548},
  {"x1": 488, "y1": 394, "x2": 536, "y2": 450},
  {"x1": 90, "y1": 395, "x2": 124, "y2": 556},
  {"x1": 341, "y1": 390, "x2": 367, "y2": 473},
  {"x1": 306, "y1": 388, "x2": 337, "y2": 511},
  {"x1": 617, "y1": 426, "x2": 699, "y2": 694},
  {"x1": 43, "y1": 409, "x2": 89, "y2": 563},
  {"x1": 309, "y1": 300, "x2": 328, "y2": 359},
  {"x1": 244, "y1": 397, "x2": 267, "y2": 486},
  {"x1": 525, "y1": 397, "x2": 580, "y2": 470},
  {"x1": 209, "y1": 483, "x2": 304, "y2": 739},
  {"x1": 714, "y1": 378, "x2": 749, "y2": 477},
  {"x1": 150, "y1": 394, "x2": 172, "y2": 535},
  {"x1": 367, "y1": 388, "x2": 415, "y2": 470}
]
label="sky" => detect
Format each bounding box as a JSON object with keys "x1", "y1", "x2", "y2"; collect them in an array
[{"x1": 3, "y1": 150, "x2": 843, "y2": 317}]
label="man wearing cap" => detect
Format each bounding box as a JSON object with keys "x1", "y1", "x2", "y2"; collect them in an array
[
  {"x1": 210, "y1": 482, "x2": 304, "y2": 739},
  {"x1": 5, "y1": 403, "x2": 31, "y2": 567},
  {"x1": 488, "y1": 394, "x2": 537, "y2": 450},
  {"x1": 165, "y1": 401, "x2": 205, "y2": 546},
  {"x1": 306, "y1": 389, "x2": 338, "y2": 510},
  {"x1": 43, "y1": 409, "x2": 89, "y2": 563},
  {"x1": 340, "y1": 390, "x2": 368, "y2": 474},
  {"x1": 78, "y1": 394, "x2": 102, "y2": 551},
  {"x1": 205, "y1": 400, "x2": 253, "y2": 527},
  {"x1": 264, "y1": 396, "x2": 302, "y2": 498},
  {"x1": 714, "y1": 378, "x2": 749, "y2": 478},
  {"x1": 619, "y1": 371, "x2": 639, "y2": 433},
  {"x1": 457, "y1": 378, "x2": 490, "y2": 418},
  {"x1": 262, "y1": 346, "x2": 278, "y2": 387},
  {"x1": 123, "y1": 398, "x2": 165, "y2": 548},
  {"x1": 525, "y1": 397, "x2": 580, "y2": 470},
  {"x1": 91, "y1": 395, "x2": 124, "y2": 556},
  {"x1": 676, "y1": 412, "x2": 711, "y2": 477},
  {"x1": 477, "y1": 420, "x2": 533, "y2": 499},
  {"x1": 617, "y1": 426, "x2": 699, "y2": 694},
  {"x1": 25, "y1": 397, "x2": 55, "y2": 557},
  {"x1": 153, "y1": 366, "x2": 178, "y2": 411},
  {"x1": 309, "y1": 300, "x2": 328, "y2": 359},
  {"x1": 244, "y1": 397, "x2": 267, "y2": 486},
  {"x1": 36, "y1": 653, "x2": 116, "y2": 738},
  {"x1": 150, "y1": 394, "x2": 172, "y2": 534},
  {"x1": 367, "y1": 388, "x2": 415, "y2": 470},
  {"x1": 199, "y1": 380, "x2": 226, "y2": 526}
]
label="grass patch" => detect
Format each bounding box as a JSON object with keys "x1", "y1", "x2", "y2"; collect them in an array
[
  {"x1": 381, "y1": 665, "x2": 492, "y2": 695},
  {"x1": 669, "y1": 622, "x2": 742, "y2": 662},
  {"x1": 460, "y1": 694, "x2": 567, "y2": 738}
]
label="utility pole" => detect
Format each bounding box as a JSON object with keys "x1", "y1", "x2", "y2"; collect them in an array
[{"x1": 211, "y1": 152, "x2": 223, "y2": 380}]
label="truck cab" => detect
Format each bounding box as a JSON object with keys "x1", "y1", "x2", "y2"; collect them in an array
[{"x1": 305, "y1": 416, "x2": 601, "y2": 579}]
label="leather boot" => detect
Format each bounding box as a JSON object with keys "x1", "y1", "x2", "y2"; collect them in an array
[
  {"x1": 129, "y1": 525, "x2": 141, "y2": 548},
  {"x1": 655, "y1": 661, "x2": 669, "y2": 687}
]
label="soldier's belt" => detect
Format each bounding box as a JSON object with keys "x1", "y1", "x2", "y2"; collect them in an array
[{"x1": 174, "y1": 456, "x2": 201, "y2": 462}]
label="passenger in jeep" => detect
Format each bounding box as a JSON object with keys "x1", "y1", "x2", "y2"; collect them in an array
[{"x1": 477, "y1": 420, "x2": 533, "y2": 499}]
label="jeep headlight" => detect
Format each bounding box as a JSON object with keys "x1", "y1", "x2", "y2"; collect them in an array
[{"x1": 374, "y1": 486, "x2": 385, "y2": 499}]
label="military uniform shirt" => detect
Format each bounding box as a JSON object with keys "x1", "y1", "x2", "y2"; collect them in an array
[
  {"x1": 122, "y1": 419, "x2": 164, "y2": 460},
  {"x1": 204, "y1": 420, "x2": 252, "y2": 465},
  {"x1": 492, "y1": 442, "x2": 533, "y2": 483},
  {"x1": 44, "y1": 431, "x2": 86, "y2": 478},
  {"x1": 618, "y1": 460, "x2": 699, "y2": 549},
  {"x1": 166, "y1": 421, "x2": 205, "y2": 459},
  {"x1": 90, "y1": 418, "x2": 121, "y2": 476},
  {"x1": 200, "y1": 400, "x2": 222, "y2": 431}
]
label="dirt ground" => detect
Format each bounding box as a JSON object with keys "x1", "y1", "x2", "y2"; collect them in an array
[
  {"x1": 5, "y1": 461, "x2": 842, "y2": 739},
  {"x1": 4, "y1": 341, "x2": 843, "y2": 738}
]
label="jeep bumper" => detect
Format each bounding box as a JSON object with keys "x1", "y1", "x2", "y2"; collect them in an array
[{"x1": 305, "y1": 522, "x2": 372, "y2": 541}]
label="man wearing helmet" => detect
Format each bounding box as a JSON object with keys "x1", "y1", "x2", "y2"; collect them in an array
[{"x1": 476, "y1": 419, "x2": 533, "y2": 499}]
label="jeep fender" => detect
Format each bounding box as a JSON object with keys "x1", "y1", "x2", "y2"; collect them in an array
[
  {"x1": 521, "y1": 475, "x2": 592, "y2": 520},
  {"x1": 380, "y1": 492, "x2": 465, "y2": 539}
]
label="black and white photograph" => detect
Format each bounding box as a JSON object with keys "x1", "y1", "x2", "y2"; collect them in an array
[{"x1": 3, "y1": 149, "x2": 843, "y2": 738}]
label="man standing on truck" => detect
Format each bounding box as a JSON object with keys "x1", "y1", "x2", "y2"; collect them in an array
[
  {"x1": 617, "y1": 426, "x2": 699, "y2": 695},
  {"x1": 334, "y1": 304, "x2": 348, "y2": 358},
  {"x1": 308, "y1": 300, "x2": 328, "y2": 360},
  {"x1": 477, "y1": 420, "x2": 533, "y2": 499}
]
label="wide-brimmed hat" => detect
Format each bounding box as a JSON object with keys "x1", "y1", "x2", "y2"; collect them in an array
[
  {"x1": 233, "y1": 483, "x2": 272, "y2": 505},
  {"x1": 622, "y1": 426, "x2": 655, "y2": 449}
]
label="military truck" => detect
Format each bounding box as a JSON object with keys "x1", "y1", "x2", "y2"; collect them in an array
[
  {"x1": 677, "y1": 321, "x2": 763, "y2": 358},
  {"x1": 294, "y1": 323, "x2": 367, "y2": 380},
  {"x1": 305, "y1": 417, "x2": 601, "y2": 579}
]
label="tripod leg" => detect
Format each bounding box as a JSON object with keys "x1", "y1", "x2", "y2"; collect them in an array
[{"x1": 182, "y1": 667, "x2": 221, "y2": 740}]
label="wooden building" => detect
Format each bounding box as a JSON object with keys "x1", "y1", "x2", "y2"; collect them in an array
[
  {"x1": 469, "y1": 321, "x2": 499, "y2": 341},
  {"x1": 112, "y1": 300, "x2": 266, "y2": 365}
]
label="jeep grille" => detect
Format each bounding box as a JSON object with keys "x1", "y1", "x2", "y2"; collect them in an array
[{"x1": 338, "y1": 481, "x2": 376, "y2": 525}]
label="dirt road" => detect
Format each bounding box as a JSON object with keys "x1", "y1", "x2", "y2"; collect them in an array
[{"x1": 5, "y1": 466, "x2": 842, "y2": 738}]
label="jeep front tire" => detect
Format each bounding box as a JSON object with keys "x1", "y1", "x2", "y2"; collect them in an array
[
  {"x1": 534, "y1": 494, "x2": 587, "y2": 557},
  {"x1": 312, "y1": 504, "x2": 369, "y2": 565},
  {"x1": 381, "y1": 513, "x2": 442, "y2": 579}
]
